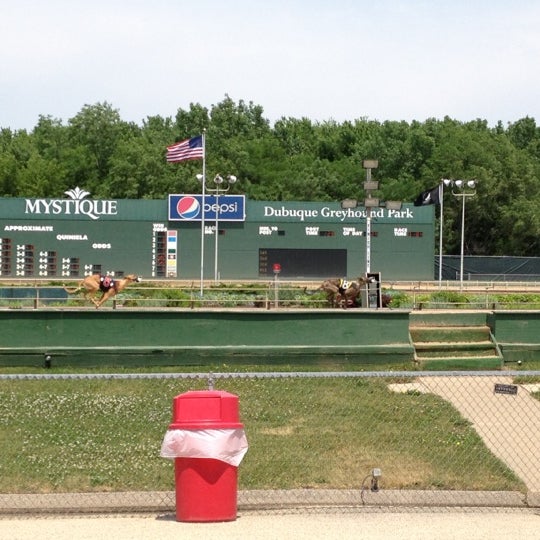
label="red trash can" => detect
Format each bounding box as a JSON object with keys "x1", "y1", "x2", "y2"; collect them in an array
[{"x1": 160, "y1": 390, "x2": 248, "y2": 522}]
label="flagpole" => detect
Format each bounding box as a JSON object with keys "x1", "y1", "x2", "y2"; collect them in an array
[
  {"x1": 200, "y1": 130, "x2": 206, "y2": 296},
  {"x1": 438, "y1": 181, "x2": 444, "y2": 285}
]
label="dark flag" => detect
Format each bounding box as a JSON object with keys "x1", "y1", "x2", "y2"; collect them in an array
[{"x1": 414, "y1": 185, "x2": 440, "y2": 206}]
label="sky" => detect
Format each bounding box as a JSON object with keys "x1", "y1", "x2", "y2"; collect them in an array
[{"x1": 1, "y1": 0, "x2": 540, "y2": 131}]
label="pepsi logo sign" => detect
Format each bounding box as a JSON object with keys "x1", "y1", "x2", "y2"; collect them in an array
[
  {"x1": 169, "y1": 194, "x2": 245, "y2": 221},
  {"x1": 176, "y1": 196, "x2": 201, "y2": 220}
]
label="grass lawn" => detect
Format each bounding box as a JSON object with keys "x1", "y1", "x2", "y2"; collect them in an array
[{"x1": 0, "y1": 371, "x2": 527, "y2": 494}]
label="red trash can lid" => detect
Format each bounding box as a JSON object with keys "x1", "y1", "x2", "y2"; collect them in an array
[{"x1": 169, "y1": 390, "x2": 243, "y2": 430}]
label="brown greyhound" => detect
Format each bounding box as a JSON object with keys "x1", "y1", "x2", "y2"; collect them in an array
[
  {"x1": 306, "y1": 276, "x2": 374, "y2": 308},
  {"x1": 64, "y1": 274, "x2": 141, "y2": 308}
]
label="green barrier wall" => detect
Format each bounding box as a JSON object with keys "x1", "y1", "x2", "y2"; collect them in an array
[
  {"x1": 2, "y1": 309, "x2": 538, "y2": 368},
  {"x1": 0, "y1": 309, "x2": 413, "y2": 367},
  {"x1": 488, "y1": 311, "x2": 540, "y2": 363}
]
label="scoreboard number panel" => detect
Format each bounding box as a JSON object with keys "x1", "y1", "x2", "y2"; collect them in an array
[
  {"x1": 259, "y1": 248, "x2": 347, "y2": 278},
  {"x1": 1, "y1": 221, "x2": 175, "y2": 279}
]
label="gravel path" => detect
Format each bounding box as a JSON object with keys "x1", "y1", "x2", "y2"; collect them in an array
[
  {"x1": 2, "y1": 508, "x2": 540, "y2": 540},
  {"x1": 420, "y1": 376, "x2": 540, "y2": 494}
]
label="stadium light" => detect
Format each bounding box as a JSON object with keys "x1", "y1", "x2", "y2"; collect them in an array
[
  {"x1": 364, "y1": 198, "x2": 380, "y2": 208},
  {"x1": 341, "y1": 198, "x2": 358, "y2": 209},
  {"x1": 196, "y1": 173, "x2": 238, "y2": 282},
  {"x1": 342, "y1": 160, "x2": 401, "y2": 277},
  {"x1": 443, "y1": 179, "x2": 477, "y2": 289}
]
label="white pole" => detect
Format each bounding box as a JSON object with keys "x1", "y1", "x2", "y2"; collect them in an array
[
  {"x1": 214, "y1": 188, "x2": 219, "y2": 282},
  {"x1": 199, "y1": 131, "x2": 206, "y2": 296},
  {"x1": 438, "y1": 182, "x2": 444, "y2": 285},
  {"x1": 460, "y1": 192, "x2": 466, "y2": 290},
  {"x1": 366, "y1": 211, "x2": 371, "y2": 273},
  {"x1": 365, "y1": 167, "x2": 371, "y2": 274}
]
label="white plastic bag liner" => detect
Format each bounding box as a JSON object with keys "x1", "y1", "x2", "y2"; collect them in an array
[{"x1": 160, "y1": 428, "x2": 248, "y2": 467}]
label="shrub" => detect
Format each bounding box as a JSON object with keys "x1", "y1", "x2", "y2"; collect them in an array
[
  {"x1": 428, "y1": 290, "x2": 470, "y2": 308},
  {"x1": 383, "y1": 290, "x2": 411, "y2": 308}
]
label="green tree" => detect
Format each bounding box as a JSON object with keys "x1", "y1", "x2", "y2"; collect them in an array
[
  {"x1": 1, "y1": 96, "x2": 539, "y2": 257},
  {"x1": 67, "y1": 102, "x2": 131, "y2": 193}
]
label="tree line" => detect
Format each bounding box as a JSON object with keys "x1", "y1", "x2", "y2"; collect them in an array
[{"x1": 1, "y1": 96, "x2": 539, "y2": 256}]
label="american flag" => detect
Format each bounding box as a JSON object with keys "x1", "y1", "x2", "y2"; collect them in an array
[{"x1": 166, "y1": 135, "x2": 204, "y2": 163}]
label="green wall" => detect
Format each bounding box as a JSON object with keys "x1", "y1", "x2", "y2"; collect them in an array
[
  {"x1": 488, "y1": 310, "x2": 540, "y2": 362},
  {"x1": 0, "y1": 309, "x2": 413, "y2": 367},
  {"x1": 1, "y1": 309, "x2": 539, "y2": 368}
]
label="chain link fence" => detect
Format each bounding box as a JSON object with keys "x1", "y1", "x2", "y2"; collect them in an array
[{"x1": 0, "y1": 371, "x2": 539, "y2": 515}]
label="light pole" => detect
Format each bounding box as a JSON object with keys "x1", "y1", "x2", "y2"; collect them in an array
[
  {"x1": 196, "y1": 173, "x2": 237, "y2": 282},
  {"x1": 439, "y1": 179, "x2": 448, "y2": 285},
  {"x1": 362, "y1": 160, "x2": 379, "y2": 274},
  {"x1": 341, "y1": 160, "x2": 401, "y2": 277},
  {"x1": 444, "y1": 179, "x2": 477, "y2": 289}
]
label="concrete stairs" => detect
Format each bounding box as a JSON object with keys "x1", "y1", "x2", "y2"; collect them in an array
[{"x1": 410, "y1": 311, "x2": 503, "y2": 370}]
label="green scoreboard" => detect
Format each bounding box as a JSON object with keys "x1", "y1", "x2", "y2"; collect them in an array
[{"x1": 0, "y1": 190, "x2": 435, "y2": 280}]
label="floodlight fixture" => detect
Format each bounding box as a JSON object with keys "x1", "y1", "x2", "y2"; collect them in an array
[
  {"x1": 196, "y1": 172, "x2": 239, "y2": 283},
  {"x1": 442, "y1": 178, "x2": 477, "y2": 290},
  {"x1": 362, "y1": 159, "x2": 379, "y2": 169},
  {"x1": 364, "y1": 198, "x2": 380, "y2": 207},
  {"x1": 341, "y1": 198, "x2": 358, "y2": 209},
  {"x1": 363, "y1": 181, "x2": 379, "y2": 191}
]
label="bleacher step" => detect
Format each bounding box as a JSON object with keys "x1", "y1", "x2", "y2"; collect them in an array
[{"x1": 409, "y1": 312, "x2": 503, "y2": 370}]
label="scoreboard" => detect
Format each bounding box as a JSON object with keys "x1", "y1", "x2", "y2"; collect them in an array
[
  {"x1": 0, "y1": 191, "x2": 435, "y2": 281},
  {"x1": 0, "y1": 195, "x2": 174, "y2": 279},
  {"x1": 0, "y1": 221, "x2": 176, "y2": 279}
]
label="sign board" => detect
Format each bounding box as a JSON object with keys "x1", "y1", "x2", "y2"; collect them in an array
[
  {"x1": 494, "y1": 383, "x2": 518, "y2": 395},
  {"x1": 0, "y1": 193, "x2": 435, "y2": 280}
]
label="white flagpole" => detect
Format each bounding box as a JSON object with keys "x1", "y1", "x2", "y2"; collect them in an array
[
  {"x1": 199, "y1": 130, "x2": 206, "y2": 296},
  {"x1": 438, "y1": 181, "x2": 444, "y2": 285}
]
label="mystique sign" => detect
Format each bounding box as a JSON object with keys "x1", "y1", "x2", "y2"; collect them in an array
[{"x1": 24, "y1": 187, "x2": 118, "y2": 221}]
